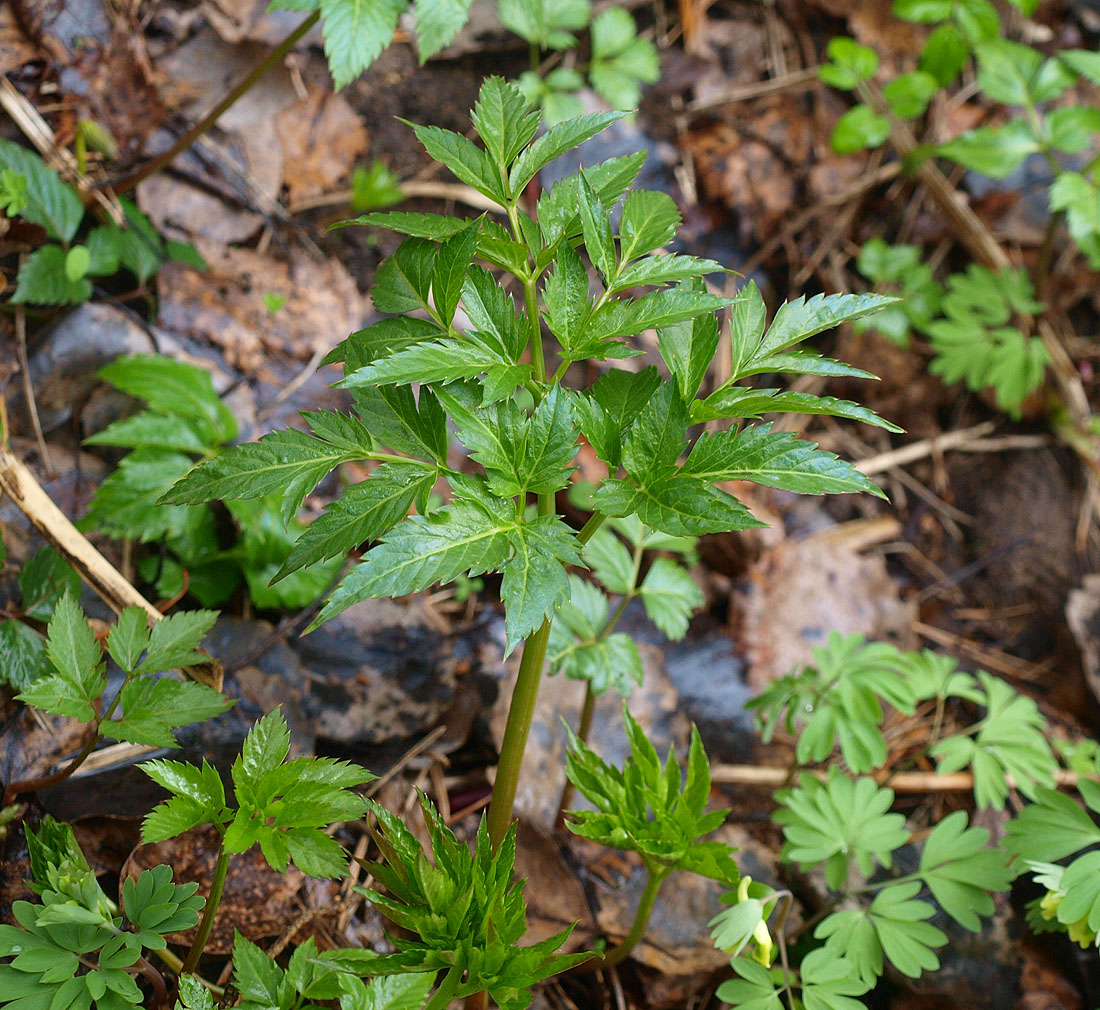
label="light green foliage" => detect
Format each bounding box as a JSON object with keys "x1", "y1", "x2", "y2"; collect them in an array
[
  {"x1": 775, "y1": 769, "x2": 909, "y2": 889},
  {"x1": 748, "y1": 632, "x2": 915, "y2": 774},
  {"x1": 854, "y1": 238, "x2": 943, "y2": 344},
  {"x1": 0, "y1": 545, "x2": 80, "y2": 691},
  {"x1": 0, "y1": 817, "x2": 204, "y2": 1010},
  {"x1": 351, "y1": 161, "x2": 405, "y2": 212},
  {"x1": 141, "y1": 707, "x2": 374, "y2": 878},
  {"x1": 16, "y1": 594, "x2": 230, "y2": 749},
  {"x1": 547, "y1": 510, "x2": 700, "y2": 696},
  {"x1": 929, "y1": 669, "x2": 1056, "y2": 809},
  {"x1": 346, "y1": 794, "x2": 588, "y2": 1010},
  {"x1": 175, "y1": 976, "x2": 216, "y2": 1010},
  {"x1": 819, "y1": 6, "x2": 1100, "y2": 425},
  {"x1": 858, "y1": 247, "x2": 1048, "y2": 418},
  {"x1": 0, "y1": 140, "x2": 199, "y2": 304},
  {"x1": 0, "y1": 167, "x2": 29, "y2": 216},
  {"x1": 277, "y1": 0, "x2": 656, "y2": 122},
  {"x1": 564, "y1": 705, "x2": 739, "y2": 883},
  {"x1": 165, "y1": 78, "x2": 889, "y2": 654},
  {"x1": 1007, "y1": 782, "x2": 1100, "y2": 948},
  {"x1": 82, "y1": 354, "x2": 342, "y2": 609},
  {"x1": 717, "y1": 948, "x2": 871, "y2": 1010}
]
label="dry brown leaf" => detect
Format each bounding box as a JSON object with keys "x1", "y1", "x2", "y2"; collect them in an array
[
  {"x1": 738, "y1": 525, "x2": 914, "y2": 689},
  {"x1": 275, "y1": 87, "x2": 369, "y2": 204},
  {"x1": 157, "y1": 245, "x2": 365, "y2": 371}
]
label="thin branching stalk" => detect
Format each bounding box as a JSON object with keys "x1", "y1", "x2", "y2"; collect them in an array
[{"x1": 181, "y1": 843, "x2": 229, "y2": 974}]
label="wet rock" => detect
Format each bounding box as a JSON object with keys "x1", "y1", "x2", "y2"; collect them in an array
[
  {"x1": 11, "y1": 303, "x2": 155, "y2": 435},
  {"x1": 664, "y1": 632, "x2": 756, "y2": 763},
  {"x1": 289, "y1": 597, "x2": 465, "y2": 755}
]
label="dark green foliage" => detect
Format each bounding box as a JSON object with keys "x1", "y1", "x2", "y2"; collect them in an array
[
  {"x1": 164, "y1": 78, "x2": 889, "y2": 652},
  {"x1": 83, "y1": 354, "x2": 343, "y2": 609},
  {"x1": 17, "y1": 594, "x2": 230, "y2": 749},
  {"x1": 140, "y1": 708, "x2": 374, "y2": 879}
]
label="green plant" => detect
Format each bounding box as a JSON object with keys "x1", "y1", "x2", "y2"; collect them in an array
[
  {"x1": 138, "y1": 707, "x2": 373, "y2": 971},
  {"x1": 0, "y1": 543, "x2": 80, "y2": 691},
  {"x1": 0, "y1": 816, "x2": 204, "y2": 1010},
  {"x1": 714, "y1": 633, "x2": 1100, "y2": 1005},
  {"x1": 563, "y1": 705, "x2": 738, "y2": 968},
  {"x1": 857, "y1": 243, "x2": 1048, "y2": 417},
  {"x1": 5, "y1": 594, "x2": 229, "y2": 797},
  {"x1": 0, "y1": 140, "x2": 200, "y2": 306},
  {"x1": 819, "y1": 1, "x2": 1100, "y2": 420},
  {"x1": 160, "y1": 77, "x2": 894, "y2": 866},
  {"x1": 335, "y1": 794, "x2": 588, "y2": 1009},
  {"x1": 80, "y1": 354, "x2": 344, "y2": 610},
  {"x1": 273, "y1": 0, "x2": 657, "y2": 119}
]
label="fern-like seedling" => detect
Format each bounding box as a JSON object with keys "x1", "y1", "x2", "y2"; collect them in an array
[{"x1": 339, "y1": 793, "x2": 588, "y2": 1010}]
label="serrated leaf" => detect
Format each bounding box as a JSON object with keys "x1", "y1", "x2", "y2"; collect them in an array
[
  {"x1": 638, "y1": 557, "x2": 702, "y2": 640},
  {"x1": 471, "y1": 76, "x2": 541, "y2": 169},
  {"x1": 111, "y1": 677, "x2": 232, "y2": 748},
  {"x1": 431, "y1": 218, "x2": 480, "y2": 325},
  {"x1": 658, "y1": 289, "x2": 720, "y2": 401},
  {"x1": 413, "y1": 0, "x2": 472, "y2": 60},
  {"x1": 337, "y1": 210, "x2": 468, "y2": 239},
  {"x1": 621, "y1": 381, "x2": 688, "y2": 481},
  {"x1": 581, "y1": 288, "x2": 730, "y2": 353},
  {"x1": 1051, "y1": 171, "x2": 1100, "y2": 269},
  {"x1": 18, "y1": 546, "x2": 80, "y2": 620},
  {"x1": 461, "y1": 266, "x2": 526, "y2": 362},
  {"x1": 138, "y1": 609, "x2": 218, "y2": 673},
  {"x1": 683, "y1": 423, "x2": 885, "y2": 497},
  {"x1": 277, "y1": 463, "x2": 437, "y2": 580},
  {"x1": 312, "y1": 503, "x2": 513, "y2": 627},
  {"x1": 592, "y1": 473, "x2": 765, "y2": 537},
  {"x1": 319, "y1": 0, "x2": 405, "y2": 88},
  {"x1": 0, "y1": 139, "x2": 84, "y2": 241},
  {"x1": 577, "y1": 172, "x2": 616, "y2": 283},
  {"x1": 162, "y1": 424, "x2": 373, "y2": 526},
  {"x1": 409, "y1": 123, "x2": 506, "y2": 203},
  {"x1": 581, "y1": 526, "x2": 635, "y2": 595},
  {"x1": 618, "y1": 190, "x2": 680, "y2": 262},
  {"x1": 106, "y1": 607, "x2": 151, "y2": 673},
  {"x1": 509, "y1": 111, "x2": 624, "y2": 194},
  {"x1": 372, "y1": 237, "x2": 437, "y2": 314},
  {"x1": 611, "y1": 252, "x2": 725, "y2": 293},
  {"x1": 10, "y1": 244, "x2": 91, "y2": 305},
  {"x1": 938, "y1": 121, "x2": 1039, "y2": 178},
  {"x1": 0, "y1": 620, "x2": 51, "y2": 692},
  {"x1": 501, "y1": 516, "x2": 583, "y2": 650},
  {"x1": 543, "y1": 242, "x2": 591, "y2": 350},
  {"x1": 759, "y1": 292, "x2": 897, "y2": 357},
  {"x1": 350, "y1": 384, "x2": 449, "y2": 463},
  {"x1": 694, "y1": 387, "x2": 902, "y2": 432},
  {"x1": 97, "y1": 354, "x2": 237, "y2": 444}
]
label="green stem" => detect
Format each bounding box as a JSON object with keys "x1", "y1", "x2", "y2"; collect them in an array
[
  {"x1": 553, "y1": 683, "x2": 595, "y2": 830},
  {"x1": 576, "y1": 511, "x2": 607, "y2": 546},
  {"x1": 108, "y1": 12, "x2": 321, "y2": 195},
  {"x1": 181, "y1": 841, "x2": 229, "y2": 974},
  {"x1": 576, "y1": 865, "x2": 668, "y2": 973},
  {"x1": 427, "y1": 967, "x2": 464, "y2": 1010},
  {"x1": 486, "y1": 618, "x2": 553, "y2": 849}
]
